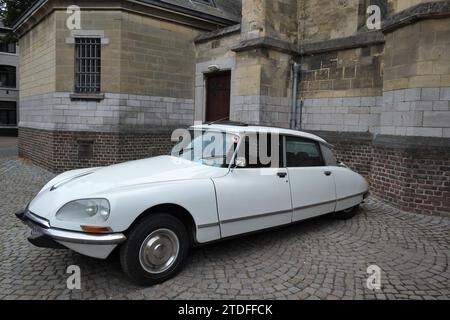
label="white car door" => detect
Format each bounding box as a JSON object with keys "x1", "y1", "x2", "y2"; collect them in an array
[
  {"x1": 212, "y1": 134, "x2": 292, "y2": 238},
  {"x1": 285, "y1": 136, "x2": 337, "y2": 221}
]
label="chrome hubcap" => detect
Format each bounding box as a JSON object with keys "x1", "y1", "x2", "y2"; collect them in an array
[{"x1": 139, "y1": 229, "x2": 179, "y2": 274}]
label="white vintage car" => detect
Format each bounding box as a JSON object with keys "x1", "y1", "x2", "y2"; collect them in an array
[{"x1": 17, "y1": 123, "x2": 369, "y2": 285}]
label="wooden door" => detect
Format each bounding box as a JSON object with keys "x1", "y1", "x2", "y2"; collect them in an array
[{"x1": 205, "y1": 71, "x2": 231, "y2": 122}]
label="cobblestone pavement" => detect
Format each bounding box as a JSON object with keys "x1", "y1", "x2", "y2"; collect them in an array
[{"x1": 0, "y1": 155, "x2": 449, "y2": 300}]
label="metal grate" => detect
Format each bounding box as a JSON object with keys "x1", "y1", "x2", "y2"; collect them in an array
[{"x1": 75, "y1": 38, "x2": 101, "y2": 94}]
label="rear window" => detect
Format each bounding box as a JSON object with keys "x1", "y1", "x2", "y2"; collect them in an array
[{"x1": 286, "y1": 137, "x2": 324, "y2": 167}]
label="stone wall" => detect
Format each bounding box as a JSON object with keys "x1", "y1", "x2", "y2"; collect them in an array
[
  {"x1": 232, "y1": 47, "x2": 293, "y2": 128},
  {"x1": 299, "y1": 0, "x2": 360, "y2": 42},
  {"x1": 19, "y1": 92, "x2": 194, "y2": 132},
  {"x1": 232, "y1": 95, "x2": 291, "y2": 127},
  {"x1": 53, "y1": 10, "x2": 199, "y2": 99},
  {"x1": 19, "y1": 8, "x2": 199, "y2": 171},
  {"x1": 300, "y1": 46, "x2": 383, "y2": 98},
  {"x1": 241, "y1": 0, "x2": 298, "y2": 42},
  {"x1": 119, "y1": 12, "x2": 198, "y2": 99},
  {"x1": 389, "y1": 0, "x2": 436, "y2": 12},
  {"x1": 383, "y1": 18, "x2": 450, "y2": 92},
  {"x1": 302, "y1": 96, "x2": 382, "y2": 132},
  {"x1": 196, "y1": 26, "x2": 240, "y2": 63},
  {"x1": 380, "y1": 87, "x2": 450, "y2": 137},
  {"x1": 19, "y1": 13, "x2": 56, "y2": 98}
]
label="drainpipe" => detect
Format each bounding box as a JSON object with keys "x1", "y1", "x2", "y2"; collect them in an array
[
  {"x1": 296, "y1": 94, "x2": 304, "y2": 131},
  {"x1": 290, "y1": 62, "x2": 301, "y2": 129}
]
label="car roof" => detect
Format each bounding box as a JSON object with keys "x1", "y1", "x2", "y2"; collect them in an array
[{"x1": 190, "y1": 124, "x2": 329, "y2": 145}]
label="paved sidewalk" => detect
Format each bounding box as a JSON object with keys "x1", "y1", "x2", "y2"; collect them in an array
[
  {"x1": 0, "y1": 156, "x2": 449, "y2": 300},
  {"x1": 0, "y1": 137, "x2": 17, "y2": 159}
]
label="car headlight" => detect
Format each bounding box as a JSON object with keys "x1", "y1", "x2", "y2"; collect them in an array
[{"x1": 56, "y1": 199, "x2": 110, "y2": 222}]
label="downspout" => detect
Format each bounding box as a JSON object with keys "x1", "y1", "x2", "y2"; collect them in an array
[
  {"x1": 290, "y1": 62, "x2": 301, "y2": 129},
  {"x1": 296, "y1": 67, "x2": 304, "y2": 131}
]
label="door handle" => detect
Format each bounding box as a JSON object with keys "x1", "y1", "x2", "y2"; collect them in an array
[
  {"x1": 277, "y1": 172, "x2": 287, "y2": 178},
  {"x1": 324, "y1": 171, "x2": 332, "y2": 176}
]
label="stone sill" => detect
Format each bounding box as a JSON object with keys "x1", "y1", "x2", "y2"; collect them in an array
[{"x1": 69, "y1": 93, "x2": 105, "y2": 101}]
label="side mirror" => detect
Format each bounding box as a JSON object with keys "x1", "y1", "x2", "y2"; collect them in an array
[
  {"x1": 235, "y1": 156, "x2": 247, "y2": 168},
  {"x1": 337, "y1": 160, "x2": 347, "y2": 168}
]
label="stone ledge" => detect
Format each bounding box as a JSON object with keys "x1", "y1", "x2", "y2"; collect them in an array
[
  {"x1": 18, "y1": 125, "x2": 183, "y2": 135},
  {"x1": 383, "y1": 0, "x2": 450, "y2": 33},
  {"x1": 195, "y1": 24, "x2": 241, "y2": 43},
  {"x1": 299, "y1": 31, "x2": 385, "y2": 56},
  {"x1": 308, "y1": 130, "x2": 374, "y2": 144},
  {"x1": 231, "y1": 32, "x2": 385, "y2": 56},
  {"x1": 308, "y1": 130, "x2": 450, "y2": 149},
  {"x1": 69, "y1": 93, "x2": 105, "y2": 101},
  {"x1": 232, "y1": 36, "x2": 297, "y2": 54},
  {"x1": 373, "y1": 134, "x2": 450, "y2": 149}
]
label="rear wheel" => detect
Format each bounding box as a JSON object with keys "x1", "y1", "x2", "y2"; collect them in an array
[
  {"x1": 120, "y1": 213, "x2": 190, "y2": 286},
  {"x1": 334, "y1": 204, "x2": 360, "y2": 220}
]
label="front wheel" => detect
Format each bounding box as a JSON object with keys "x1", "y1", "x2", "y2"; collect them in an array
[
  {"x1": 334, "y1": 204, "x2": 360, "y2": 220},
  {"x1": 120, "y1": 213, "x2": 190, "y2": 286}
]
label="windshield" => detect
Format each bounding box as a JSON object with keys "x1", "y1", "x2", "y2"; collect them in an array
[{"x1": 173, "y1": 130, "x2": 239, "y2": 168}]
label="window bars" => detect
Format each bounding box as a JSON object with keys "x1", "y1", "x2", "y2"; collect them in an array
[{"x1": 75, "y1": 38, "x2": 101, "y2": 94}]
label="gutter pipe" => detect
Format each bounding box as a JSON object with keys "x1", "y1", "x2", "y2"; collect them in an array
[{"x1": 290, "y1": 62, "x2": 301, "y2": 129}]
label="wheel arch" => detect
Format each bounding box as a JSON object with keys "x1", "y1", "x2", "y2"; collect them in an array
[{"x1": 126, "y1": 203, "x2": 197, "y2": 245}]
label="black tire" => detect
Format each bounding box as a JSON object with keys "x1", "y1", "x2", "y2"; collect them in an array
[
  {"x1": 334, "y1": 204, "x2": 360, "y2": 220},
  {"x1": 120, "y1": 213, "x2": 190, "y2": 286}
]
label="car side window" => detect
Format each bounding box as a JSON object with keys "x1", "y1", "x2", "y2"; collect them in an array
[
  {"x1": 237, "y1": 133, "x2": 283, "y2": 168},
  {"x1": 285, "y1": 136, "x2": 325, "y2": 167},
  {"x1": 320, "y1": 144, "x2": 338, "y2": 166}
]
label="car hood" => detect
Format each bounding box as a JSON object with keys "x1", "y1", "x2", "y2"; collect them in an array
[{"x1": 28, "y1": 156, "x2": 228, "y2": 220}]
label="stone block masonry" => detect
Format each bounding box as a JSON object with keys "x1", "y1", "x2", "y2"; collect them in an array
[
  {"x1": 19, "y1": 92, "x2": 194, "y2": 133},
  {"x1": 302, "y1": 96, "x2": 383, "y2": 133},
  {"x1": 232, "y1": 95, "x2": 291, "y2": 128},
  {"x1": 380, "y1": 87, "x2": 450, "y2": 137}
]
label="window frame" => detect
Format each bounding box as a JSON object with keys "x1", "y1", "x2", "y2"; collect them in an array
[
  {"x1": 234, "y1": 133, "x2": 284, "y2": 169},
  {"x1": 284, "y1": 135, "x2": 326, "y2": 168},
  {"x1": 74, "y1": 37, "x2": 101, "y2": 94}
]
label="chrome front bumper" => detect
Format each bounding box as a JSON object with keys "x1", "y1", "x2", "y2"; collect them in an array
[{"x1": 16, "y1": 210, "x2": 126, "y2": 246}]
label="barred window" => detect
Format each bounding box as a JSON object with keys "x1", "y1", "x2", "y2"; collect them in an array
[{"x1": 75, "y1": 38, "x2": 101, "y2": 93}]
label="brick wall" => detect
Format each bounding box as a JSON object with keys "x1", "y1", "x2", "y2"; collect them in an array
[
  {"x1": 19, "y1": 127, "x2": 176, "y2": 173},
  {"x1": 19, "y1": 127, "x2": 54, "y2": 169},
  {"x1": 317, "y1": 131, "x2": 450, "y2": 217},
  {"x1": 371, "y1": 144, "x2": 450, "y2": 216}
]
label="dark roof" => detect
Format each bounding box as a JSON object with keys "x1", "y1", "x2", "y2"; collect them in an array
[
  {"x1": 140, "y1": 0, "x2": 242, "y2": 23},
  {"x1": 14, "y1": 0, "x2": 242, "y2": 32}
]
